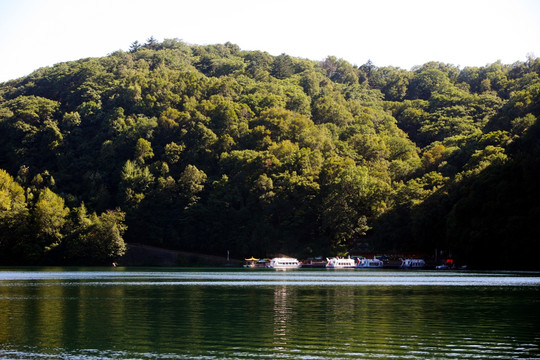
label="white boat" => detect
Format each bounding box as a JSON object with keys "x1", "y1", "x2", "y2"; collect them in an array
[
  {"x1": 401, "y1": 258, "x2": 425, "y2": 269},
  {"x1": 326, "y1": 257, "x2": 356, "y2": 268},
  {"x1": 267, "y1": 257, "x2": 301, "y2": 269},
  {"x1": 356, "y1": 257, "x2": 384, "y2": 268}
]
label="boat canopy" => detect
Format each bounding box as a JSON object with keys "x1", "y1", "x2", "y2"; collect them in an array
[{"x1": 245, "y1": 257, "x2": 259, "y2": 261}]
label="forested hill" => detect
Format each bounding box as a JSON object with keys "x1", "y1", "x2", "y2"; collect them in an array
[{"x1": 0, "y1": 39, "x2": 539, "y2": 268}]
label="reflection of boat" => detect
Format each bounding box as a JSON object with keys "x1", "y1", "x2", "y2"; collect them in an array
[
  {"x1": 326, "y1": 257, "x2": 356, "y2": 268},
  {"x1": 356, "y1": 257, "x2": 384, "y2": 268},
  {"x1": 267, "y1": 258, "x2": 301, "y2": 269},
  {"x1": 401, "y1": 258, "x2": 426, "y2": 269}
]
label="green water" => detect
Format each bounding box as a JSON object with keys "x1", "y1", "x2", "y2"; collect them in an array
[{"x1": 0, "y1": 268, "x2": 539, "y2": 359}]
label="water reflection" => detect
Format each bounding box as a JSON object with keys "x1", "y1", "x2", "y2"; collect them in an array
[
  {"x1": 273, "y1": 286, "x2": 292, "y2": 352},
  {"x1": 0, "y1": 269, "x2": 539, "y2": 359}
]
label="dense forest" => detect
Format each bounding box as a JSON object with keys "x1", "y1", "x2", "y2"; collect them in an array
[{"x1": 0, "y1": 39, "x2": 539, "y2": 268}]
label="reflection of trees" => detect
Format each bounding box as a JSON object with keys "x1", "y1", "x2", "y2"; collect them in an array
[
  {"x1": 327, "y1": 288, "x2": 356, "y2": 321},
  {"x1": 1, "y1": 280, "x2": 539, "y2": 358},
  {"x1": 0, "y1": 279, "x2": 127, "y2": 350}
]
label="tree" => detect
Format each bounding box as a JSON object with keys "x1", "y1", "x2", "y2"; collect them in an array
[
  {"x1": 320, "y1": 165, "x2": 387, "y2": 254},
  {"x1": 129, "y1": 40, "x2": 142, "y2": 53},
  {"x1": 134, "y1": 138, "x2": 154, "y2": 164},
  {"x1": 164, "y1": 141, "x2": 185, "y2": 165},
  {"x1": 271, "y1": 54, "x2": 294, "y2": 79},
  {"x1": 64, "y1": 204, "x2": 127, "y2": 264},
  {"x1": 30, "y1": 187, "x2": 69, "y2": 261},
  {"x1": 299, "y1": 70, "x2": 322, "y2": 97},
  {"x1": 369, "y1": 66, "x2": 411, "y2": 101},
  {"x1": 178, "y1": 164, "x2": 207, "y2": 207},
  {"x1": 85, "y1": 210, "x2": 127, "y2": 264},
  {"x1": 312, "y1": 95, "x2": 354, "y2": 126},
  {"x1": 511, "y1": 113, "x2": 537, "y2": 135},
  {"x1": 407, "y1": 68, "x2": 451, "y2": 100},
  {"x1": 145, "y1": 36, "x2": 159, "y2": 49},
  {"x1": 422, "y1": 144, "x2": 446, "y2": 171},
  {"x1": 0, "y1": 169, "x2": 30, "y2": 263},
  {"x1": 244, "y1": 51, "x2": 273, "y2": 78},
  {"x1": 0, "y1": 169, "x2": 26, "y2": 212},
  {"x1": 321, "y1": 56, "x2": 358, "y2": 83}
]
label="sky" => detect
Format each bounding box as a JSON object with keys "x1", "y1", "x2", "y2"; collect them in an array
[{"x1": 1, "y1": 0, "x2": 540, "y2": 83}]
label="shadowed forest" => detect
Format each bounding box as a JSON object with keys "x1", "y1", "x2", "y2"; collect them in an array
[{"x1": 0, "y1": 39, "x2": 538, "y2": 268}]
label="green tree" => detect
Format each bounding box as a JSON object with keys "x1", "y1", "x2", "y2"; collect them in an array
[
  {"x1": 408, "y1": 68, "x2": 451, "y2": 100},
  {"x1": 30, "y1": 187, "x2": 69, "y2": 260},
  {"x1": 320, "y1": 165, "x2": 387, "y2": 254},
  {"x1": 271, "y1": 54, "x2": 294, "y2": 79},
  {"x1": 178, "y1": 164, "x2": 207, "y2": 207},
  {"x1": 134, "y1": 138, "x2": 154, "y2": 164},
  {"x1": 0, "y1": 169, "x2": 30, "y2": 263},
  {"x1": 86, "y1": 210, "x2": 127, "y2": 264}
]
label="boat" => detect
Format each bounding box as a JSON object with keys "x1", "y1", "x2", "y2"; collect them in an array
[
  {"x1": 243, "y1": 257, "x2": 259, "y2": 268},
  {"x1": 301, "y1": 257, "x2": 327, "y2": 268},
  {"x1": 356, "y1": 257, "x2": 384, "y2": 268},
  {"x1": 435, "y1": 264, "x2": 450, "y2": 270},
  {"x1": 436, "y1": 258, "x2": 455, "y2": 270},
  {"x1": 326, "y1": 257, "x2": 356, "y2": 268},
  {"x1": 267, "y1": 257, "x2": 301, "y2": 269},
  {"x1": 243, "y1": 257, "x2": 270, "y2": 268},
  {"x1": 400, "y1": 258, "x2": 426, "y2": 269}
]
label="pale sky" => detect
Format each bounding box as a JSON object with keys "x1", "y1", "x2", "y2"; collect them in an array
[{"x1": 1, "y1": 0, "x2": 540, "y2": 83}]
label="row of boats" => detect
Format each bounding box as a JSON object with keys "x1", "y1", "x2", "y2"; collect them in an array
[{"x1": 244, "y1": 256, "x2": 426, "y2": 269}]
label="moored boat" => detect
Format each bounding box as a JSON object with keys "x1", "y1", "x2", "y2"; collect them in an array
[
  {"x1": 267, "y1": 257, "x2": 301, "y2": 269},
  {"x1": 243, "y1": 257, "x2": 270, "y2": 268},
  {"x1": 436, "y1": 259, "x2": 456, "y2": 270},
  {"x1": 356, "y1": 257, "x2": 384, "y2": 268},
  {"x1": 243, "y1": 257, "x2": 259, "y2": 268},
  {"x1": 400, "y1": 258, "x2": 426, "y2": 269},
  {"x1": 326, "y1": 257, "x2": 356, "y2": 268},
  {"x1": 301, "y1": 257, "x2": 327, "y2": 268}
]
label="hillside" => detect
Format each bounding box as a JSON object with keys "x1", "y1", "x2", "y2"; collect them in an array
[{"x1": 0, "y1": 39, "x2": 539, "y2": 268}]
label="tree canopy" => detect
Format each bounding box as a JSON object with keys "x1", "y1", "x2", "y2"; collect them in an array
[{"x1": 1, "y1": 40, "x2": 539, "y2": 268}]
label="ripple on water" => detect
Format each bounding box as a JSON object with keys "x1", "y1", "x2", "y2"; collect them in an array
[{"x1": 0, "y1": 269, "x2": 539, "y2": 359}]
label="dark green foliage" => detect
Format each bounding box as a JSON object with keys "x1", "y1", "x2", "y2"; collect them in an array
[
  {"x1": 271, "y1": 54, "x2": 295, "y2": 79},
  {"x1": 1, "y1": 39, "x2": 539, "y2": 268},
  {"x1": 0, "y1": 170, "x2": 126, "y2": 264}
]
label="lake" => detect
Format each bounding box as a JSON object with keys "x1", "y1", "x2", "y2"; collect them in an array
[{"x1": 0, "y1": 268, "x2": 539, "y2": 359}]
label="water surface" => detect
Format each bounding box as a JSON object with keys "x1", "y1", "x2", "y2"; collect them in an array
[{"x1": 1, "y1": 268, "x2": 539, "y2": 359}]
